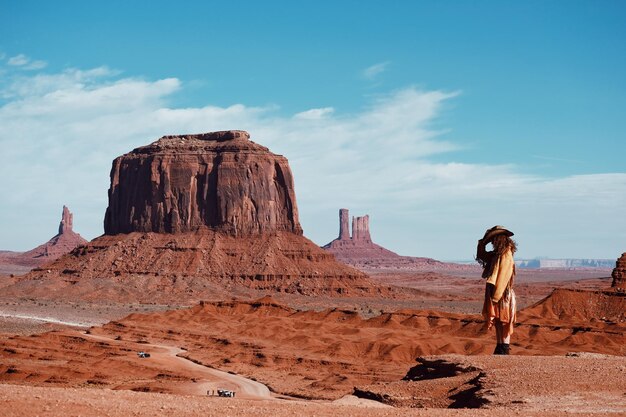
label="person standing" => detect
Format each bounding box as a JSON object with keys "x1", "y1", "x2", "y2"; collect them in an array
[{"x1": 476, "y1": 225, "x2": 517, "y2": 355}]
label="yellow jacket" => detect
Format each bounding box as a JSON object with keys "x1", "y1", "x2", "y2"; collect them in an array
[{"x1": 485, "y1": 248, "x2": 514, "y2": 303}]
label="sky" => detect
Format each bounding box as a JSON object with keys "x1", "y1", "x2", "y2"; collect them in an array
[{"x1": 0, "y1": 1, "x2": 625, "y2": 260}]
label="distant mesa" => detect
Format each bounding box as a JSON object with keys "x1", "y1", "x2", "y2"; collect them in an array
[
  {"x1": 611, "y1": 253, "x2": 626, "y2": 290},
  {"x1": 7, "y1": 131, "x2": 386, "y2": 302},
  {"x1": 0, "y1": 206, "x2": 87, "y2": 273},
  {"x1": 516, "y1": 258, "x2": 615, "y2": 269},
  {"x1": 322, "y1": 208, "x2": 466, "y2": 271}
]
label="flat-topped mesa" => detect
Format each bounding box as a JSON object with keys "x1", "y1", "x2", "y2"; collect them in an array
[
  {"x1": 104, "y1": 130, "x2": 302, "y2": 236},
  {"x1": 611, "y1": 253, "x2": 626, "y2": 290}
]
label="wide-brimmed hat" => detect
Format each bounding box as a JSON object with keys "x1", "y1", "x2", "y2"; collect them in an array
[{"x1": 482, "y1": 225, "x2": 514, "y2": 242}]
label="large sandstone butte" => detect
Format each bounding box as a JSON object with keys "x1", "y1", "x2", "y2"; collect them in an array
[
  {"x1": 0, "y1": 206, "x2": 87, "y2": 272},
  {"x1": 611, "y1": 253, "x2": 626, "y2": 290},
  {"x1": 8, "y1": 131, "x2": 384, "y2": 302},
  {"x1": 323, "y1": 209, "x2": 467, "y2": 271},
  {"x1": 104, "y1": 130, "x2": 301, "y2": 236}
]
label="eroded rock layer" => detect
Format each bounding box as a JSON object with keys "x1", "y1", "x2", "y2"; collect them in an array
[
  {"x1": 7, "y1": 231, "x2": 383, "y2": 301},
  {"x1": 104, "y1": 130, "x2": 302, "y2": 236}
]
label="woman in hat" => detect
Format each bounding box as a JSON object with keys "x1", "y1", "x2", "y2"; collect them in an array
[{"x1": 476, "y1": 226, "x2": 517, "y2": 355}]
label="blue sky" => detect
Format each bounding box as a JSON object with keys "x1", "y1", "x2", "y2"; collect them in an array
[{"x1": 1, "y1": 1, "x2": 625, "y2": 260}]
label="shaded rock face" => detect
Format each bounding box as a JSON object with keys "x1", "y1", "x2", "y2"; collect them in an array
[
  {"x1": 104, "y1": 130, "x2": 302, "y2": 236},
  {"x1": 611, "y1": 253, "x2": 626, "y2": 289}
]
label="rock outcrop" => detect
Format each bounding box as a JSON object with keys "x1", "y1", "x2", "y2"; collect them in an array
[
  {"x1": 0, "y1": 206, "x2": 87, "y2": 273},
  {"x1": 104, "y1": 130, "x2": 302, "y2": 236},
  {"x1": 10, "y1": 131, "x2": 387, "y2": 301},
  {"x1": 323, "y1": 209, "x2": 469, "y2": 271},
  {"x1": 611, "y1": 253, "x2": 626, "y2": 290}
]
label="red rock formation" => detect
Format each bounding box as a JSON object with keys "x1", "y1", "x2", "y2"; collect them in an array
[
  {"x1": 323, "y1": 209, "x2": 469, "y2": 271},
  {"x1": 338, "y1": 208, "x2": 350, "y2": 241},
  {"x1": 9, "y1": 131, "x2": 387, "y2": 300},
  {"x1": 59, "y1": 206, "x2": 73, "y2": 234},
  {"x1": 0, "y1": 206, "x2": 87, "y2": 272},
  {"x1": 611, "y1": 253, "x2": 626, "y2": 290},
  {"x1": 352, "y1": 215, "x2": 371, "y2": 243},
  {"x1": 104, "y1": 130, "x2": 302, "y2": 236}
]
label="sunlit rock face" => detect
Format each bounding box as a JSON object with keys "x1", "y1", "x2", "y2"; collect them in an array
[{"x1": 104, "y1": 130, "x2": 302, "y2": 236}]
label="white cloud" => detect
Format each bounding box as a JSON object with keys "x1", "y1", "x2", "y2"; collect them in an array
[
  {"x1": 8, "y1": 54, "x2": 29, "y2": 66},
  {"x1": 293, "y1": 107, "x2": 334, "y2": 120},
  {"x1": 0, "y1": 65, "x2": 624, "y2": 260},
  {"x1": 362, "y1": 61, "x2": 390, "y2": 80},
  {"x1": 6, "y1": 53, "x2": 47, "y2": 70},
  {"x1": 23, "y1": 60, "x2": 48, "y2": 70}
]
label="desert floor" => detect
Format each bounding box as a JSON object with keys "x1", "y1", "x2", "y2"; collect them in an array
[{"x1": 0, "y1": 267, "x2": 624, "y2": 416}]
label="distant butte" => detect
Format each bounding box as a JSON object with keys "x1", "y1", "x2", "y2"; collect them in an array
[
  {"x1": 0, "y1": 206, "x2": 87, "y2": 272},
  {"x1": 323, "y1": 208, "x2": 469, "y2": 271}
]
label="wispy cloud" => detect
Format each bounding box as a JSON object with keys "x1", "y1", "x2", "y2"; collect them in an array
[
  {"x1": 362, "y1": 61, "x2": 390, "y2": 80},
  {"x1": 0, "y1": 65, "x2": 624, "y2": 259},
  {"x1": 8, "y1": 54, "x2": 29, "y2": 66},
  {"x1": 293, "y1": 107, "x2": 334, "y2": 120},
  {"x1": 6, "y1": 53, "x2": 47, "y2": 70},
  {"x1": 531, "y1": 154, "x2": 584, "y2": 164}
]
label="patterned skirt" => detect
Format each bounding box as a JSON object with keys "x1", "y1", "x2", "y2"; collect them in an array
[{"x1": 482, "y1": 283, "x2": 517, "y2": 334}]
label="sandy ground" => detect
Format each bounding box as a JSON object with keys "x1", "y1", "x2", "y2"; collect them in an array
[
  {"x1": 0, "y1": 383, "x2": 619, "y2": 417},
  {"x1": 0, "y1": 267, "x2": 622, "y2": 416},
  {"x1": 82, "y1": 331, "x2": 272, "y2": 399}
]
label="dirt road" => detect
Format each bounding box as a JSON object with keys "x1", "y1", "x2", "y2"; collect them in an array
[{"x1": 81, "y1": 331, "x2": 272, "y2": 399}]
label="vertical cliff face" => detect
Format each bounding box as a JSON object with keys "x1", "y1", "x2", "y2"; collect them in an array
[
  {"x1": 104, "y1": 130, "x2": 302, "y2": 236},
  {"x1": 611, "y1": 253, "x2": 626, "y2": 289},
  {"x1": 352, "y1": 215, "x2": 371, "y2": 243},
  {"x1": 338, "y1": 208, "x2": 351, "y2": 240}
]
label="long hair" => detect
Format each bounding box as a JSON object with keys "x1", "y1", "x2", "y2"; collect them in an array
[
  {"x1": 476, "y1": 234, "x2": 517, "y2": 273},
  {"x1": 492, "y1": 234, "x2": 517, "y2": 256}
]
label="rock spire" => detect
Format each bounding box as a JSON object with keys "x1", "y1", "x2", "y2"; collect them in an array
[{"x1": 58, "y1": 205, "x2": 74, "y2": 234}]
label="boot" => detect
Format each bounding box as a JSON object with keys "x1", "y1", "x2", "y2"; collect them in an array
[
  {"x1": 501, "y1": 343, "x2": 510, "y2": 355},
  {"x1": 493, "y1": 343, "x2": 504, "y2": 355}
]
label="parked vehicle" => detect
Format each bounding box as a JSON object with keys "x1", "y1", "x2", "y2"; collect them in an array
[
  {"x1": 137, "y1": 351, "x2": 150, "y2": 358},
  {"x1": 217, "y1": 389, "x2": 235, "y2": 397}
]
